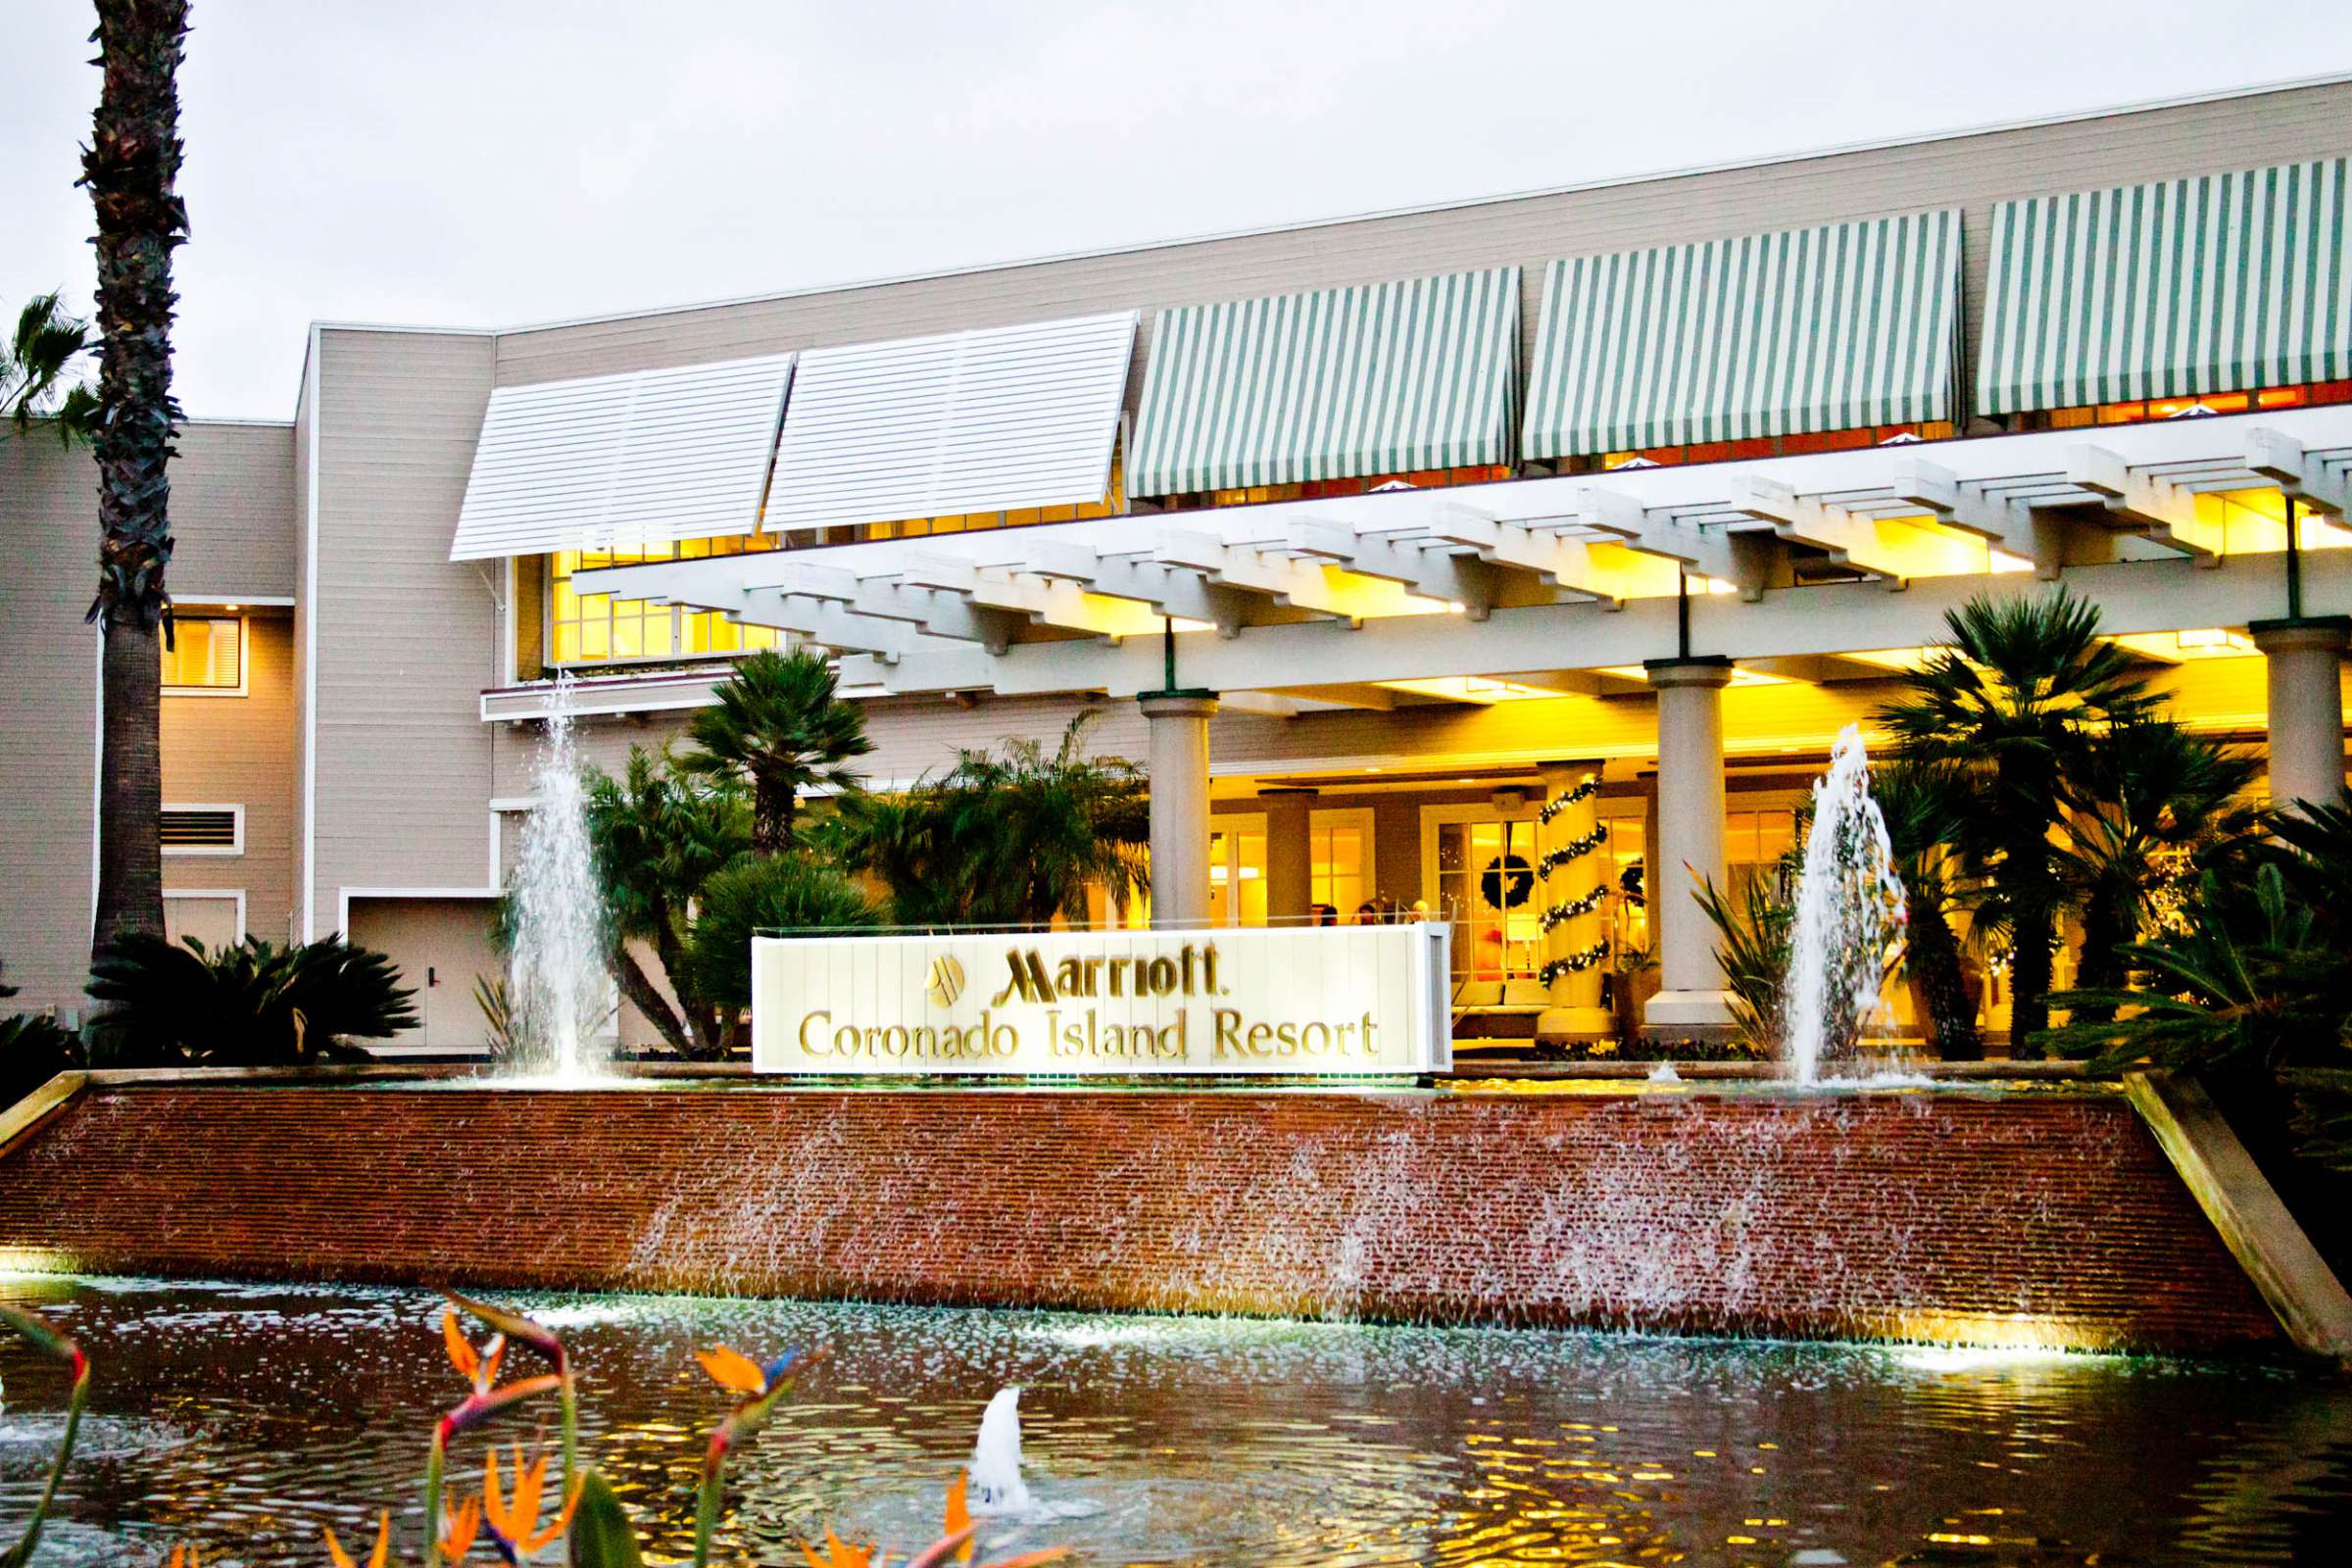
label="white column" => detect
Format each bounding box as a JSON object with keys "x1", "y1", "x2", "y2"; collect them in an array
[
  {"x1": 1259, "y1": 787, "x2": 1316, "y2": 925},
  {"x1": 1642, "y1": 657, "x2": 1738, "y2": 1036},
  {"x1": 2250, "y1": 616, "x2": 2350, "y2": 816},
  {"x1": 1536, "y1": 760, "x2": 1614, "y2": 1040},
  {"x1": 1141, "y1": 693, "x2": 1219, "y2": 929}
]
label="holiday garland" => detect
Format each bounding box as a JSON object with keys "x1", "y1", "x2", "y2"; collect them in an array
[
  {"x1": 1539, "y1": 940, "x2": 1611, "y2": 983},
  {"x1": 1537, "y1": 825, "x2": 1607, "y2": 879},
  {"x1": 1535, "y1": 774, "x2": 1607, "y2": 983},
  {"x1": 1534, "y1": 774, "x2": 1599, "y2": 825}
]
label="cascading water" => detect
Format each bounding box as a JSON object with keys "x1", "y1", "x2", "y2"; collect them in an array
[
  {"x1": 968, "y1": 1386, "x2": 1036, "y2": 1515},
  {"x1": 1782, "y1": 725, "x2": 1908, "y2": 1083},
  {"x1": 506, "y1": 675, "x2": 612, "y2": 1080}
]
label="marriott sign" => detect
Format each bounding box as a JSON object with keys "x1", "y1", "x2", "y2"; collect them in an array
[{"x1": 752, "y1": 925, "x2": 1451, "y2": 1076}]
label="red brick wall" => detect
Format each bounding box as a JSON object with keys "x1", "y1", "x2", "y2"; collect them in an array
[{"x1": 0, "y1": 1082, "x2": 2281, "y2": 1352}]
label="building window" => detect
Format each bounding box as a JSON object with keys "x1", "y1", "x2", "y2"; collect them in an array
[
  {"x1": 161, "y1": 614, "x2": 243, "y2": 694},
  {"x1": 1427, "y1": 808, "x2": 1544, "y2": 981},
  {"x1": 1157, "y1": 463, "x2": 1507, "y2": 515},
  {"x1": 1577, "y1": 422, "x2": 1957, "y2": 473},
  {"x1": 1310, "y1": 809, "x2": 1373, "y2": 918},
  {"x1": 2032, "y1": 378, "x2": 2352, "y2": 433},
  {"x1": 1206, "y1": 816, "x2": 1268, "y2": 927},
  {"x1": 857, "y1": 450, "x2": 1128, "y2": 543},
  {"x1": 549, "y1": 535, "x2": 783, "y2": 666}
]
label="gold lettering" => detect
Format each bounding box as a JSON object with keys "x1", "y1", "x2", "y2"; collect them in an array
[
  {"x1": 1202, "y1": 943, "x2": 1221, "y2": 997},
  {"x1": 1213, "y1": 1007, "x2": 1241, "y2": 1058},
  {"x1": 799, "y1": 1010, "x2": 832, "y2": 1055},
  {"x1": 1147, "y1": 956, "x2": 1177, "y2": 995}
]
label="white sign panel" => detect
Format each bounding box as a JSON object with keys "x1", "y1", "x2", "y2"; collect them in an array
[{"x1": 753, "y1": 924, "x2": 1451, "y2": 1075}]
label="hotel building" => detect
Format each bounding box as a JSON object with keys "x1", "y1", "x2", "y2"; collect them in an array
[{"x1": 5, "y1": 75, "x2": 2350, "y2": 1050}]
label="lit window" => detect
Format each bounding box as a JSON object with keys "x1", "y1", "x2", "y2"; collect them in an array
[
  {"x1": 861, "y1": 449, "x2": 1127, "y2": 541},
  {"x1": 548, "y1": 535, "x2": 783, "y2": 667},
  {"x1": 162, "y1": 615, "x2": 243, "y2": 692}
]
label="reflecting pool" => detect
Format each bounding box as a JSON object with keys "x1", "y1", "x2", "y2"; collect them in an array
[{"x1": 3, "y1": 1276, "x2": 2350, "y2": 1565}]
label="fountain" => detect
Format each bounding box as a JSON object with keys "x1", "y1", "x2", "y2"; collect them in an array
[
  {"x1": 968, "y1": 1387, "x2": 1036, "y2": 1515},
  {"x1": 1782, "y1": 725, "x2": 1908, "y2": 1083},
  {"x1": 505, "y1": 674, "x2": 612, "y2": 1080}
]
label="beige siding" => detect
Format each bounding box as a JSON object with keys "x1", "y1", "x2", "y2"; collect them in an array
[
  {"x1": 172, "y1": 422, "x2": 298, "y2": 601},
  {"x1": 0, "y1": 438, "x2": 98, "y2": 1015},
  {"x1": 161, "y1": 612, "x2": 298, "y2": 944},
  {"x1": 493, "y1": 81, "x2": 2352, "y2": 443},
  {"x1": 308, "y1": 328, "x2": 501, "y2": 935}
]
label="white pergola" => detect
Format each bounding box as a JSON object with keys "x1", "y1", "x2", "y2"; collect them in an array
[{"x1": 579, "y1": 407, "x2": 2352, "y2": 704}]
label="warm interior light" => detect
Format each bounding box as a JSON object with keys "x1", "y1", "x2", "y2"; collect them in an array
[
  {"x1": 1595, "y1": 663, "x2": 1788, "y2": 687},
  {"x1": 1376, "y1": 675, "x2": 1564, "y2": 704}
]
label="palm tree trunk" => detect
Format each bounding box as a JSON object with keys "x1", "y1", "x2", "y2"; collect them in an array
[
  {"x1": 612, "y1": 944, "x2": 695, "y2": 1058},
  {"x1": 1905, "y1": 900, "x2": 1981, "y2": 1059},
  {"x1": 2009, "y1": 906, "x2": 2057, "y2": 1053},
  {"x1": 2070, "y1": 884, "x2": 2134, "y2": 1026},
  {"x1": 92, "y1": 622, "x2": 165, "y2": 952},
  {"x1": 83, "y1": 0, "x2": 191, "y2": 964}
]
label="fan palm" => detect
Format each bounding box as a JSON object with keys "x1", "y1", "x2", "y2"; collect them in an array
[
  {"x1": 1875, "y1": 588, "x2": 2151, "y2": 1046},
  {"x1": 583, "y1": 747, "x2": 751, "y2": 1057},
  {"x1": 1, "y1": 293, "x2": 100, "y2": 442},
  {"x1": 1871, "y1": 759, "x2": 1982, "y2": 1059},
  {"x1": 679, "y1": 853, "x2": 882, "y2": 1014},
  {"x1": 84, "y1": 933, "x2": 417, "y2": 1066},
  {"x1": 679, "y1": 649, "x2": 872, "y2": 854},
  {"x1": 83, "y1": 1, "x2": 194, "y2": 962},
  {"x1": 2060, "y1": 715, "x2": 2263, "y2": 1017},
  {"x1": 832, "y1": 713, "x2": 1149, "y2": 928}
]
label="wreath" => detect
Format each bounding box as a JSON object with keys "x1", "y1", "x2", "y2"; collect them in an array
[{"x1": 1479, "y1": 853, "x2": 1536, "y2": 910}]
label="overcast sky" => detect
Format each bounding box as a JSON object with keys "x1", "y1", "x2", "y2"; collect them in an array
[{"x1": 6, "y1": 1, "x2": 2352, "y2": 419}]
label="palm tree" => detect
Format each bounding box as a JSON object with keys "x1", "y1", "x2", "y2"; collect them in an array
[
  {"x1": 2060, "y1": 715, "x2": 2262, "y2": 1018},
  {"x1": 582, "y1": 747, "x2": 750, "y2": 1057},
  {"x1": 2, "y1": 293, "x2": 100, "y2": 442},
  {"x1": 679, "y1": 648, "x2": 872, "y2": 854},
  {"x1": 833, "y1": 713, "x2": 1150, "y2": 927},
  {"x1": 1875, "y1": 588, "x2": 2151, "y2": 1046},
  {"x1": 1872, "y1": 759, "x2": 1982, "y2": 1059},
  {"x1": 82, "y1": 1, "x2": 193, "y2": 963}
]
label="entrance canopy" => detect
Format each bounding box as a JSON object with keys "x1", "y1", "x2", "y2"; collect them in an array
[
  {"x1": 1979, "y1": 157, "x2": 2352, "y2": 416},
  {"x1": 1520, "y1": 211, "x2": 1961, "y2": 461}
]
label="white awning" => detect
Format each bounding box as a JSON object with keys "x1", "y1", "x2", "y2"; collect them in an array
[
  {"x1": 448, "y1": 354, "x2": 796, "y2": 561},
  {"x1": 761, "y1": 311, "x2": 1137, "y2": 535}
]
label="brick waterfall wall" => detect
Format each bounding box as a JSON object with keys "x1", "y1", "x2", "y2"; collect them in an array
[{"x1": 0, "y1": 1081, "x2": 2283, "y2": 1352}]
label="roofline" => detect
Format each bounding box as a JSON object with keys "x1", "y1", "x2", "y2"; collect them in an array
[{"x1": 416, "y1": 66, "x2": 2352, "y2": 341}]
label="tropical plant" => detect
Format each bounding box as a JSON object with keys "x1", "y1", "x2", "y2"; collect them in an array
[
  {"x1": 678, "y1": 649, "x2": 873, "y2": 854},
  {"x1": 1871, "y1": 760, "x2": 1982, "y2": 1059},
  {"x1": 1690, "y1": 869, "x2": 1795, "y2": 1053},
  {"x1": 2058, "y1": 715, "x2": 2263, "y2": 1017},
  {"x1": 0, "y1": 1304, "x2": 89, "y2": 1568},
  {"x1": 83, "y1": 0, "x2": 194, "y2": 965},
  {"x1": 1, "y1": 293, "x2": 99, "y2": 443},
  {"x1": 584, "y1": 747, "x2": 753, "y2": 1057},
  {"x1": 2, "y1": 960, "x2": 83, "y2": 1111},
  {"x1": 832, "y1": 713, "x2": 1150, "y2": 927},
  {"x1": 471, "y1": 973, "x2": 517, "y2": 1059},
  {"x1": 1875, "y1": 587, "x2": 2151, "y2": 1046},
  {"x1": 679, "y1": 853, "x2": 883, "y2": 1015},
  {"x1": 83, "y1": 933, "x2": 417, "y2": 1066}
]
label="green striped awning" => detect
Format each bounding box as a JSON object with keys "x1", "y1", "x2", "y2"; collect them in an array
[
  {"x1": 1979, "y1": 158, "x2": 2352, "y2": 416},
  {"x1": 1520, "y1": 210, "x2": 1960, "y2": 461},
  {"x1": 1127, "y1": 268, "x2": 1520, "y2": 498}
]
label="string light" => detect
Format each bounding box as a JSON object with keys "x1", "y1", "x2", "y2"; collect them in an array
[
  {"x1": 1540, "y1": 940, "x2": 1611, "y2": 982},
  {"x1": 1535, "y1": 775, "x2": 1599, "y2": 825},
  {"x1": 1538, "y1": 826, "x2": 1607, "y2": 879},
  {"x1": 1538, "y1": 885, "x2": 1607, "y2": 931}
]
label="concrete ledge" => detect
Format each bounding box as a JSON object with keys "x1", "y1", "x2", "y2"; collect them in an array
[
  {"x1": 0, "y1": 1072, "x2": 88, "y2": 1163},
  {"x1": 2125, "y1": 1069, "x2": 2352, "y2": 1359}
]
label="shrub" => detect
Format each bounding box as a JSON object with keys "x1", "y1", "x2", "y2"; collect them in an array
[
  {"x1": 84, "y1": 933, "x2": 417, "y2": 1066},
  {"x1": 679, "y1": 854, "x2": 882, "y2": 1014}
]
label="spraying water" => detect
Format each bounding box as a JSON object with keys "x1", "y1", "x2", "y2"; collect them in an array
[
  {"x1": 969, "y1": 1387, "x2": 1036, "y2": 1515},
  {"x1": 507, "y1": 675, "x2": 612, "y2": 1080},
  {"x1": 1782, "y1": 725, "x2": 1907, "y2": 1083}
]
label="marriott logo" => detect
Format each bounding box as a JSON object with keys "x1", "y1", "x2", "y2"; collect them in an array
[{"x1": 988, "y1": 942, "x2": 1224, "y2": 1005}]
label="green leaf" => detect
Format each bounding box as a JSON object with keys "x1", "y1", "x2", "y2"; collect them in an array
[{"x1": 567, "y1": 1469, "x2": 646, "y2": 1568}]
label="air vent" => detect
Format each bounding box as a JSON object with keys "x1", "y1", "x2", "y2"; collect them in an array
[{"x1": 161, "y1": 808, "x2": 240, "y2": 851}]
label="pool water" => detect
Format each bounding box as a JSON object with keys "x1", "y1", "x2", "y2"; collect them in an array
[{"x1": 2, "y1": 1276, "x2": 2349, "y2": 1565}]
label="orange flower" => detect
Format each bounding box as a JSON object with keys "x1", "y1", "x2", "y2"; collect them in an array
[
  {"x1": 695, "y1": 1345, "x2": 770, "y2": 1396},
  {"x1": 324, "y1": 1512, "x2": 391, "y2": 1568},
  {"x1": 943, "y1": 1472, "x2": 975, "y2": 1566},
  {"x1": 438, "y1": 1491, "x2": 484, "y2": 1563},
  {"x1": 442, "y1": 1310, "x2": 506, "y2": 1396},
  {"x1": 483, "y1": 1444, "x2": 582, "y2": 1557},
  {"x1": 800, "y1": 1527, "x2": 877, "y2": 1568},
  {"x1": 167, "y1": 1548, "x2": 201, "y2": 1568}
]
